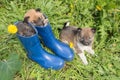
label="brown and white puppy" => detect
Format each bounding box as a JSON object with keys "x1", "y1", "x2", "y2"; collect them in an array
[
  {"x1": 60, "y1": 22, "x2": 96, "y2": 65},
  {"x1": 24, "y1": 8, "x2": 48, "y2": 26}
]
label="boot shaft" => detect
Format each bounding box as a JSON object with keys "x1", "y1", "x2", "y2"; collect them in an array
[
  {"x1": 35, "y1": 23, "x2": 56, "y2": 41},
  {"x1": 15, "y1": 21, "x2": 42, "y2": 51},
  {"x1": 35, "y1": 23, "x2": 58, "y2": 48},
  {"x1": 35, "y1": 23, "x2": 74, "y2": 61}
]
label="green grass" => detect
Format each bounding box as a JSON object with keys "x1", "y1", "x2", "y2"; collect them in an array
[{"x1": 0, "y1": 0, "x2": 120, "y2": 80}]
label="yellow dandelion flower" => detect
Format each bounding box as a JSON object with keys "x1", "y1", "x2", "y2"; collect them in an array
[
  {"x1": 69, "y1": 42, "x2": 74, "y2": 48},
  {"x1": 96, "y1": 5, "x2": 102, "y2": 11},
  {"x1": 70, "y1": 4, "x2": 74, "y2": 9},
  {"x1": 8, "y1": 24, "x2": 18, "y2": 34}
]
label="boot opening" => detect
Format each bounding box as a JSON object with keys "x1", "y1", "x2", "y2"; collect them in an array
[{"x1": 15, "y1": 21, "x2": 36, "y2": 37}]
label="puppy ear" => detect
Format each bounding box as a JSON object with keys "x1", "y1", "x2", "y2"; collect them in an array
[
  {"x1": 35, "y1": 8, "x2": 41, "y2": 12},
  {"x1": 73, "y1": 28, "x2": 82, "y2": 34},
  {"x1": 23, "y1": 16, "x2": 30, "y2": 23},
  {"x1": 43, "y1": 14, "x2": 47, "y2": 19},
  {"x1": 91, "y1": 28, "x2": 96, "y2": 33},
  {"x1": 77, "y1": 28, "x2": 82, "y2": 32}
]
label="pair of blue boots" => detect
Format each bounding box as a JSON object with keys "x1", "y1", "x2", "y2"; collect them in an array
[{"x1": 16, "y1": 22, "x2": 74, "y2": 70}]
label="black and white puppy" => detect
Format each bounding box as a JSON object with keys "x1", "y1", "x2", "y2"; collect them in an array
[{"x1": 60, "y1": 22, "x2": 96, "y2": 65}]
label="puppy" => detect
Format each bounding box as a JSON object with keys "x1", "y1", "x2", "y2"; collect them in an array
[
  {"x1": 60, "y1": 22, "x2": 96, "y2": 65},
  {"x1": 24, "y1": 8, "x2": 48, "y2": 26},
  {"x1": 16, "y1": 17, "x2": 35, "y2": 37}
]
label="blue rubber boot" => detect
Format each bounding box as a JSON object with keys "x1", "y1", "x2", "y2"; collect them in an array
[
  {"x1": 15, "y1": 22, "x2": 64, "y2": 70},
  {"x1": 35, "y1": 23, "x2": 74, "y2": 61}
]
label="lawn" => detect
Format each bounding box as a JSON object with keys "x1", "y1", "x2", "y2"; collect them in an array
[{"x1": 0, "y1": 0, "x2": 120, "y2": 80}]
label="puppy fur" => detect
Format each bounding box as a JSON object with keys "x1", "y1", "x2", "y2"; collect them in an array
[
  {"x1": 24, "y1": 8, "x2": 48, "y2": 26},
  {"x1": 60, "y1": 22, "x2": 96, "y2": 65},
  {"x1": 16, "y1": 17, "x2": 35, "y2": 37}
]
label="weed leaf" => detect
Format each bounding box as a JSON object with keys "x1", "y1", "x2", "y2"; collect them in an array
[{"x1": 0, "y1": 53, "x2": 21, "y2": 80}]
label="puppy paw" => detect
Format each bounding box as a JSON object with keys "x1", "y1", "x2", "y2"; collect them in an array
[
  {"x1": 86, "y1": 48, "x2": 95, "y2": 55},
  {"x1": 90, "y1": 50, "x2": 95, "y2": 55},
  {"x1": 78, "y1": 53, "x2": 88, "y2": 65}
]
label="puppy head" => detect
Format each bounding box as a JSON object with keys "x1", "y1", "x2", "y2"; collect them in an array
[
  {"x1": 16, "y1": 18, "x2": 35, "y2": 37},
  {"x1": 75, "y1": 27, "x2": 96, "y2": 46},
  {"x1": 24, "y1": 8, "x2": 48, "y2": 26}
]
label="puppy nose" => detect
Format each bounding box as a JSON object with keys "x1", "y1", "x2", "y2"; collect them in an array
[
  {"x1": 83, "y1": 41, "x2": 90, "y2": 46},
  {"x1": 85, "y1": 42, "x2": 89, "y2": 45}
]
